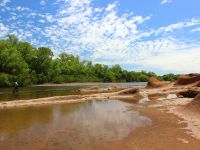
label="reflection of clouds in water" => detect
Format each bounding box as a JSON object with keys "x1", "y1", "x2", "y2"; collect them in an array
[
  {"x1": 0, "y1": 100, "x2": 152, "y2": 149},
  {"x1": 55, "y1": 100, "x2": 152, "y2": 141}
]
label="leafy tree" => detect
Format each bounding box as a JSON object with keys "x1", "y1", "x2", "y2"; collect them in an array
[
  {"x1": 17, "y1": 42, "x2": 35, "y2": 64},
  {"x1": 7, "y1": 34, "x2": 19, "y2": 45},
  {"x1": 163, "y1": 73, "x2": 179, "y2": 81},
  {"x1": 31, "y1": 47, "x2": 53, "y2": 76},
  {"x1": 111, "y1": 64, "x2": 123, "y2": 81}
]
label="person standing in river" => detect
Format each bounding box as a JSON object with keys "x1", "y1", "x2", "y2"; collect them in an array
[{"x1": 13, "y1": 81, "x2": 19, "y2": 93}]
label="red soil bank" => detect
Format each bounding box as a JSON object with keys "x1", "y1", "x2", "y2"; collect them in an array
[
  {"x1": 187, "y1": 93, "x2": 200, "y2": 110},
  {"x1": 146, "y1": 77, "x2": 168, "y2": 88},
  {"x1": 175, "y1": 74, "x2": 200, "y2": 86}
]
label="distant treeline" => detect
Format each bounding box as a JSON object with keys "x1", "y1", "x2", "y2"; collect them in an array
[{"x1": 0, "y1": 35, "x2": 179, "y2": 87}]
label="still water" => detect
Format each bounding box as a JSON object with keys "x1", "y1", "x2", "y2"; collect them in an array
[
  {"x1": 0, "y1": 100, "x2": 151, "y2": 150},
  {"x1": 0, "y1": 82, "x2": 146, "y2": 101}
]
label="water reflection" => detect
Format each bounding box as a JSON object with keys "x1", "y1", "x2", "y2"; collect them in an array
[
  {"x1": 0, "y1": 86, "x2": 82, "y2": 101},
  {"x1": 0, "y1": 106, "x2": 53, "y2": 135},
  {"x1": 0, "y1": 100, "x2": 151, "y2": 150}
]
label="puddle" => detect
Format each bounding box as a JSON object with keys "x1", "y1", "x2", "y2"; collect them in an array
[{"x1": 0, "y1": 100, "x2": 151, "y2": 150}]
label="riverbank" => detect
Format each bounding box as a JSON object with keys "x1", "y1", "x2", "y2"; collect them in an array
[
  {"x1": 1, "y1": 84, "x2": 200, "y2": 141},
  {"x1": 1, "y1": 75, "x2": 200, "y2": 149}
]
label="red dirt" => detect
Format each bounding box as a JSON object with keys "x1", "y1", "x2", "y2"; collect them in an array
[
  {"x1": 187, "y1": 93, "x2": 200, "y2": 111},
  {"x1": 193, "y1": 81, "x2": 200, "y2": 87},
  {"x1": 191, "y1": 93, "x2": 200, "y2": 105},
  {"x1": 146, "y1": 77, "x2": 168, "y2": 88},
  {"x1": 175, "y1": 74, "x2": 200, "y2": 86}
]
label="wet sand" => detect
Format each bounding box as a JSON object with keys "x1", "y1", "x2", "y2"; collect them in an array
[
  {"x1": 88, "y1": 99, "x2": 200, "y2": 150},
  {"x1": 127, "y1": 105, "x2": 200, "y2": 150}
]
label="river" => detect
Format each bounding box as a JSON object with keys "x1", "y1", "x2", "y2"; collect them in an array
[{"x1": 0, "y1": 82, "x2": 146, "y2": 101}]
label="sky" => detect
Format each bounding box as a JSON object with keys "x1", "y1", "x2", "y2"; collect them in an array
[{"x1": 0, "y1": 0, "x2": 200, "y2": 75}]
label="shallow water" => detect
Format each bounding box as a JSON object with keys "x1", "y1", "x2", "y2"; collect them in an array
[
  {"x1": 0, "y1": 100, "x2": 151, "y2": 150},
  {"x1": 0, "y1": 82, "x2": 146, "y2": 101}
]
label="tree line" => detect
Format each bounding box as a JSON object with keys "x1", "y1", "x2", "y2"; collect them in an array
[{"x1": 0, "y1": 35, "x2": 179, "y2": 87}]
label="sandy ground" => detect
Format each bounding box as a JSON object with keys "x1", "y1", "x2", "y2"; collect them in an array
[
  {"x1": 125, "y1": 104, "x2": 200, "y2": 150},
  {"x1": 0, "y1": 87, "x2": 141, "y2": 109},
  {"x1": 142, "y1": 89, "x2": 200, "y2": 143}
]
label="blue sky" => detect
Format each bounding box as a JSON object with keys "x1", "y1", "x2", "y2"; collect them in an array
[{"x1": 0, "y1": 0, "x2": 200, "y2": 74}]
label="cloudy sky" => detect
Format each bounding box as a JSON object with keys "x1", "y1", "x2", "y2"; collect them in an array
[{"x1": 0, "y1": 0, "x2": 200, "y2": 74}]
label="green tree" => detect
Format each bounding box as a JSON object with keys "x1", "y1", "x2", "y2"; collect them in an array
[
  {"x1": 7, "y1": 34, "x2": 19, "y2": 45},
  {"x1": 31, "y1": 47, "x2": 53, "y2": 75},
  {"x1": 0, "y1": 36, "x2": 179, "y2": 87}
]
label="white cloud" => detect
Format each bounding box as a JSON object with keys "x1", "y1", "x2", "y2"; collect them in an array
[
  {"x1": 141, "y1": 47, "x2": 200, "y2": 73},
  {"x1": 161, "y1": 0, "x2": 172, "y2": 5},
  {"x1": 39, "y1": 19, "x2": 45, "y2": 23},
  {"x1": 105, "y1": 2, "x2": 118, "y2": 11},
  {"x1": 156, "y1": 18, "x2": 200, "y2": 33},
  {"x1": 92, "y1": 37, "x2": 200, "y2": 73},
  {"x1": 1, "y1": 0, "x2": 200, "y2": 73},
  {"x1": 137, "y1": 19, "x2": 200, "y2": 38},
  {"x1": 191, "y1": 27, "x2": 200, "y2": 32},
  {"x1": 15, "y1": 6, "x2": 30, "y2": 11},
  {"x1": 40, "y1": 0, "x2": 46, "y2": 6},
  {"x1": 130, "y1": 38, "x2": 200, "y2": 73},
  {"x1": 0, "y1": 22, "x2": 9, "y2": 37},
  {"x1": 41, "y1": 0, "x2": 200, "y2": 73},
  {"x1": 0, "y1": 0, "x2": 10, "y2": 7}
]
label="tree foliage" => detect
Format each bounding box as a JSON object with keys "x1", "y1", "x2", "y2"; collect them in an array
[{"x1": 0, "y1": 35, "x2": 179, "y2": 87}]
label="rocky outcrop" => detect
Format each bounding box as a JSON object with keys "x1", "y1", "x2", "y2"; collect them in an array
[
  {"x1": 193, "y1": 81, "x2": 200, "y2": 87},
  {"x1": 175, "y1": 74, "x2": 200, "y2": 86},
  {"x1": 146, "y1": 77, "x2": 168, "y2": 88},
  {"x1": 190, "y1": 93, "x2": 200, "y2": 106},
  {"x1": 186, "y1": 93, "x2": 200, "y2": 112}
]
